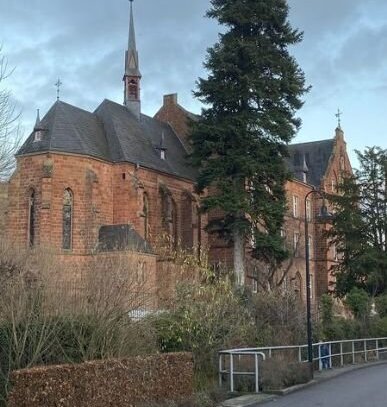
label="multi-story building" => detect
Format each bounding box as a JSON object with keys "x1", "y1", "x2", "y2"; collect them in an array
[{"x1": 2, "y1": 2, "x2": 352, "y2": 306}]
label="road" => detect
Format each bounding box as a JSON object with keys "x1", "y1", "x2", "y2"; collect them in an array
[{"x1": 263, "y1": 364, "x2": 387, "y2": 407}]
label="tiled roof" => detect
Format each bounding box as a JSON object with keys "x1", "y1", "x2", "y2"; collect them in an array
[
  {"x1": 286, "y1": 139, "x2": 335, "y2": 187},
  {"x1": 17, "y1": 100, "x2": 196, "y2": 181},
  {"x1": 17, "y1": 99, "x2": 335, "y2": 187}
]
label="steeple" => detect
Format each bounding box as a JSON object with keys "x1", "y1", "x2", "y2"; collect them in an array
[{"x1": 124, "y1": 0, "x2": 141, "y2": 119}]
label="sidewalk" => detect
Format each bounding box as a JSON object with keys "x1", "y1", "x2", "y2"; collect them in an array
[{"x1": 220, "y1": 360, "x2": 387, "y2": 407}]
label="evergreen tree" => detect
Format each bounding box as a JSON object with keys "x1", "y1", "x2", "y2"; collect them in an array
[
  {"x1": 190, "y1": 0, "x2": 308, "y2": 285},
  {"x1": 329, "y1": 147, "x2": 387, "y2": 296}
]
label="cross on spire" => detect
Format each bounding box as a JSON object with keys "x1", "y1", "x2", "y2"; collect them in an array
[
  {"x1": 55, "y1": 78, "x2": 63, "y2": 101},
  {"x1": 335, "y1": 108, "x2": 343, "y2": 129}
]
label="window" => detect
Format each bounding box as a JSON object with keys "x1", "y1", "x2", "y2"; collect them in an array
[
  {"x1": 293, "y1": 231, "x2": 300, "y2": 253},
  {"x1": 252, "y1": 279, "x2": 258, "y2": 293},
  {"x1": 308, "y1": 235, "x2": 313, "y2": 258},
  {"x1": 160, "y1": 188, "x2": 178, "y2": 247},
  {"x1": 310, "y1": 274, "x2": 314, "y2": 299},
  {"x1": 280, "y1": 228, "x2": 286, "y2": 248},
  {"x1": 293, "y1": 195, "x2": 299, "y2": 217},
  {"x1": 28, "y1": 189, "x2": 36, "y2": 247},
  {"x1": 128, "y1": 79, "x2": 138, "y2": 99},
  {"x1": 143, "y1": 193, "x2": 149, "y2": 240},
  {"x1": 34, "y1": 130, "x2": 42, "y2": 142},
  {"x1": 62, "y1": 189, "x2": 73, "y2": 250},
  {"x1": 294, "y1": 272, "x2": 302, "y2": 300},
  {"x1": 136, "y1": 261, "x2": 146, "y2": 284},
  {"x1": 306, "y1": 199, "x2": 312, "y2": 221}
]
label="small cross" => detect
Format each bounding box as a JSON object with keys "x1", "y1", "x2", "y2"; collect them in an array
[
  {"x1": 55, "y1": 78, "x2": 63, "y2": 101},
  {"x1": 335, "y1": 108, "x2": 343, "y2": 129}
]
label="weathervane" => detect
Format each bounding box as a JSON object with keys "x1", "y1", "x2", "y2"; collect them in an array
[
  {"x1": 55, "y1": 78, "x2": 63, "y2": 101},
  {"x1": 335, "y1": 108, "x2": 343, "y2": 129}
]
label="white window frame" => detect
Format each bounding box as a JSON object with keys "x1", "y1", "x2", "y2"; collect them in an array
[{"x1": 293, "y1": 195, "x2": 299, "y2": 218}]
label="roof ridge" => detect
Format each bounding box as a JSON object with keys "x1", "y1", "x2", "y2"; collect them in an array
[{"x1": 290, "y1": 138, "x2": 333, "y2": 147}]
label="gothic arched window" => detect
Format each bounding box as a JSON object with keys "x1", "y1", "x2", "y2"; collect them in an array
[
  {"x1": 28, "y1": 189, "x2": 36, "y2": 247},
  {"x1": 63, "y1": 189, "x2": 73, "y2": 250},
  {"x1": 160, "y1": 187, "x2": 178, "y2": 247},
  {"x1": 143, "y1": 192, "x2": 149, "y2": 240},
  {"x1": 294, "y1": 272, "x2": 302, "y2": 301},
  {"x1": 128, "y1": 79, "x2": 138, "y2": 99}
]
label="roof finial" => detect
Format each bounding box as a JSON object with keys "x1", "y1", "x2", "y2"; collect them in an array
[
  {"x1": 34, "y1": 109, "x2": 41, "y2": 130},
  {"x1": 335, "y1": 108, "x2": 343, "y2": 129},
  {"x1": 55, "y1": 78, "x2": 62, "y2": 101}
]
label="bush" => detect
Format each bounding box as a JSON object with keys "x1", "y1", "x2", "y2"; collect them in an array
[
  {"x1": 375, "y1": 295, "x2": 387, "y2": 318},
  {"x1": 151, "y1": 276, "x2": 256, "y2": 385},
  {"x1": 344, "y1": 288, "x2": 371, "y2": 319},
  {"x1": 261, "y1": 358, "x2": 311, "y2": 390}
]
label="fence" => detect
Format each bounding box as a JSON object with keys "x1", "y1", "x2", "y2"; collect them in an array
[{"x1": 219, "y1": 337, "x2": 387, "y2": 393}]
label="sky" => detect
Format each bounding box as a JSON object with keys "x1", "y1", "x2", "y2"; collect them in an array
[{"x1": 1, "y1": 0, "x2": 387, "y2": 168}]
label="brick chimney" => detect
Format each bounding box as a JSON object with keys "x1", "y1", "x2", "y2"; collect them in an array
[{"x1": 154, "y1": 93, "x2": 194, "y2": 152}]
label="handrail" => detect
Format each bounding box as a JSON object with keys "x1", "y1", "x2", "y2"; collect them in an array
[{"x1": 219, "y1": 337, "x2": 387, "y2": 393}]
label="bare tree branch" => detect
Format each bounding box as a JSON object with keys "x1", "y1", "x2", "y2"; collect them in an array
[{"x1": 0, "y1": 49, "x2": 21, "y2": 180}]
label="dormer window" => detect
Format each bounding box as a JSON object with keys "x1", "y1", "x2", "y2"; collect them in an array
[
  {"x1": 33, "y1": 109, "x2": 44, "y2": 142},
  {"x1": 160, "y1": 150, "x2": 166, "y2": 160},
  {"x1": 34, "y1": 130, "x2": 42, "y2": 142}
]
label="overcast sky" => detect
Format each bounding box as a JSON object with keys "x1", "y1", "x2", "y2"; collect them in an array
[{"x1": 1, "y1": 0, "x2": 387, "y2": 167}]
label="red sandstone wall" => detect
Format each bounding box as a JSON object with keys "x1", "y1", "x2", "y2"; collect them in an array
[
  {"x1": 7, "y1": 353, "x2": 194, "y2": 407},
  {"x1": 6, "y1": 153, "x2": 114, "y2": 253}
]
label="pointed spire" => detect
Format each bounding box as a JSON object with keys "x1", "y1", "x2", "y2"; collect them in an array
[
  {"x1": 125, "y1": 0, "x2": 141, "y2": 78},
  {"x1": 34, "y1": 109, "x2": 41, "y2": 130},
  {"x1": 128, "y1": 0, "x2": 136, "y2": 54},
  {"x1": 124, "y1": 0, "x2": 141, "y2": 118}
]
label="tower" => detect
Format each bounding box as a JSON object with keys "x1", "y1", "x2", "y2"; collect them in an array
[{"x1": 124, "y1": 0, "x2": 141, "y2": 119}]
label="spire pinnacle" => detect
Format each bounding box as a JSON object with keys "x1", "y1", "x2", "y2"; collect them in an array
[
  {"x1": 124, "y1": 0, "x2": 141, "y2": 118},
  {"x1": 34, "y1": 109, "x2": 41, "y2": 130},
  {"x1": 128, "y1": 0, "x2": 136, "y2": 53},
  {"x1": 335, "y1": 108, "x2": 343, "y2": 129},
  {"x1": 125, "y1": 0, "x2": 141, "y2": 78}
]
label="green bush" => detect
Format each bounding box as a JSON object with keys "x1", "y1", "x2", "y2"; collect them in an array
[
  {"x1": 375, "y1": 295, "x2": 387, "y2": 318},
  {"x1": 344, "y1": 288, "x2": 371, "y2": 319}
]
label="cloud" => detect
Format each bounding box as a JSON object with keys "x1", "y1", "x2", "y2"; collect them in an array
[{"x1": 1, "y1": 0, "x2": 387, "y2": 164}]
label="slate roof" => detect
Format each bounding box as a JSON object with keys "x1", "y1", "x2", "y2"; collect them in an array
[
  {"x1": 98, "y1": 224, "x2": 153, "y2": 254},
  {"x1": 17, "y1": 100, "x2": 196, "y2": 181},
  {"x1": 286, "y1": 139, "x2": 335, "y2": 187},
  {"x1": 18, "y1": 99, "x2": 335, "y2": 187}
]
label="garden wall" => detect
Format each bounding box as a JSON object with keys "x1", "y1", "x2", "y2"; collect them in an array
[{"x1": 7, "y1": 353, "x2": 193, "y2": 407}]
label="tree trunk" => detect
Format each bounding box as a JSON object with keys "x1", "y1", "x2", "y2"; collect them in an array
[{"x1": 233, "y1": 228, "x2": 245, "y2": 286}]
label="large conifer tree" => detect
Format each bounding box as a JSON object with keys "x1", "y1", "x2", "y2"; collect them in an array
[
  {"x1": 190, "y1": 0, "x2": 308, "y2": 285},
  {"x1": 329, "y1": 147, "x2": 387, "y2": 296}
]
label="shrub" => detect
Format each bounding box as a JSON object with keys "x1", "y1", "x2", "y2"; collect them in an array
[
  {"x1": 151, "y1": 274, "x2": 256, "y2": 384},
  {"x1": 344, "y1": 288, "x2": 371, "y2": 319},
  {"x1": 261, "y1": 358, "x2": 311, "y2": 390},
  {"x1": 375, "y1": 294, "x2": 387, "y2": 318}
]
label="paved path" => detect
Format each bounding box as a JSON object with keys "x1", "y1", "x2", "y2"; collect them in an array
[{"x1": 263, "y1": 364, "x2": 387, "y2": 407}]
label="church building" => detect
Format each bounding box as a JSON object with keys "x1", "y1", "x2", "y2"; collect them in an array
[{"x1": 2, "y1": 1, "x2": 352, "y2": 306}]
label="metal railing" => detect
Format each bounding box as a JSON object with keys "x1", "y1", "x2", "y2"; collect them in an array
[{"x1": 219, "y1": 337, "x2": 387, "y2": 393}]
